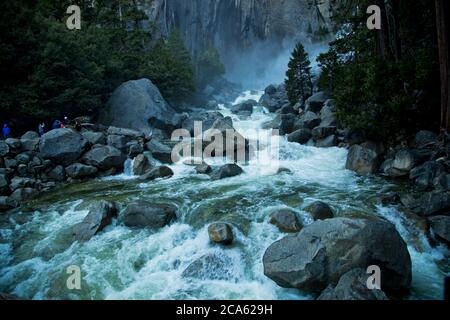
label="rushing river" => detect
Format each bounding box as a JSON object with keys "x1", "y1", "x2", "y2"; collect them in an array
[{"x1": 0, "y1": 91, "x2": 448, "y2": 300}]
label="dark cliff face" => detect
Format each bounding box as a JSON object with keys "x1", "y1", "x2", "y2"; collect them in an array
[{"x1": 140, "y1": 0, "x2": 335, "y2": 87}]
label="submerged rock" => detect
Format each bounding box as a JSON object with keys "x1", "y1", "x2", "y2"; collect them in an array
[
  {"x1": 121, "y1": 201, "x2": 176, "y2": 229},
  {"x1": 208, "y1": 223, "x2": 234, "y2": 245},
  {"x1": 263, "y1": 217, "x2": 411, "y2": 295},
  {"x1": 73, "y1": 201, "x2": 118, "y2": 242},
  {"x1": 195, "y1": 164, "x2": 212, "y2": 174},
  {"x1": 318, "y1": 268, "x2": 389, "y2": 300},
  {"x1": 182, "y1": 253, "x2": 235, "y2": 281},
  {"x1": 269, "y1": 209, "x2": 302, "y2": 233}
]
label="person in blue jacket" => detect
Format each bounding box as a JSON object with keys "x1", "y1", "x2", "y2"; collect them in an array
[{"x1": 2, "y1": 124, "x2": 11, "y2": 139}]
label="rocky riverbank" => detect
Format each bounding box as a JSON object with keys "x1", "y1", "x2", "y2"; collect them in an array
[{"x1": 1, "y1": 79, "x2": 448, "y2": 300}]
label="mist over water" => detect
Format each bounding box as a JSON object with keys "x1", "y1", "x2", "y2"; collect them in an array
[{"x1": 225, "y1": 37, "x2": 331, "y2": 89}]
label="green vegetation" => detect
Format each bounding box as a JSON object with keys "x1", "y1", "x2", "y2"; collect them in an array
[
  {"x1": 0, "y1": 0, "x2": 195, "y2": 131},
  {"x1": 196, "y1": 46, "x2": 226, "y2": 89},
  {"x1": 317, "y1": 0, "x2": 441, "y2": 142},
  {"x1": 285, "y1": 43, "x2": 313, "y2": 105}
]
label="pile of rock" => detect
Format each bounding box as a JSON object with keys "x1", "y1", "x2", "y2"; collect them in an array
[
  {"x1": 0, "y1": 124, "x2": 177, "y2": 212},
  {"x1": 345, "y1": 130, "x2": 450, "y2": 246},
  {"x1": 260, "y1": 86, "x2": 343, "y2": 148}
]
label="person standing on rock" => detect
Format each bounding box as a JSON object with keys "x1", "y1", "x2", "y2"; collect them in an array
[
  {"x1": 2, "y1": 124, "x2": 10, "y2": 139},
  {"x1": 38, "y1": 123, "x2": 45, "y2": 136},
  {"x1": 53, "y1": 120, "x2": 61, "y2": 130}
]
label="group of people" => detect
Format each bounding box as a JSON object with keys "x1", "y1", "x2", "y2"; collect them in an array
[{"x1": 2, "y1": 117, "x2": 70, "y2": 140}]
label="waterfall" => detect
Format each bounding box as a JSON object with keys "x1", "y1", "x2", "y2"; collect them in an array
[{"x1": 123, "y1": 158, "x2": 135, "y2": 176}]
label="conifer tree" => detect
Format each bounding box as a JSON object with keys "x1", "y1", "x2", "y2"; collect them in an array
[{"x1": 285, "y1": 43, "x2": 313, "y2": 105}]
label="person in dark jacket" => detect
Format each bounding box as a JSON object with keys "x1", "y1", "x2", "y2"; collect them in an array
[{"x1": 53, "y1": 120, "x2": 61, "y2": 130}]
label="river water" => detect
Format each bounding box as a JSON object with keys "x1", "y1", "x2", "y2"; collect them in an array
[{"x1": 0, "y1": 91, "x2": 448, "y2": 300}]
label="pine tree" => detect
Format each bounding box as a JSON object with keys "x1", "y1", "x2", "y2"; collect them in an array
[{"x1": 285, "y1": 43, "x2": 313, "y2": 105}]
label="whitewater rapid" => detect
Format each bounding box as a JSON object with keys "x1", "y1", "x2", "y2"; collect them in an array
[{"x1": 0, "y1": 91, "x2": 448, "y2": 300}]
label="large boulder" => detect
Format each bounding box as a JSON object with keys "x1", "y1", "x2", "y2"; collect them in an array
[
  {"x1": 428, "y1": 216, "x2": 450, "y2": 244},
  {"x1": 381, "y1": 149, "x2": 418, "y2": 177},
  {"x1": 9, "y1": 187, "x2": 39, "y2": 203},
  {"x1": 0, "y1": 174, "x2": 9, "y2": 195},
  {"x1": 182, "y1": 111, "x2": 225, "y2": 135},
  {"x1": 263, "y1": 217, "x2": 411, "y2": 294},
  {"x1": 132, "y1": 154, "x2": 151, "y2": 176},
  {"x1": 320, "y1": 101, "x2": 338, "y2": 127},
  {"x1": 99, "y1": 79, "x2": 179, "y2": 134},
  {"x1": 316, "y1": 135, "x2": 338, "y2": 148},
  {"x1": 211, "y1": 164, "x2": 243, "y2": 180},
  {"x1": 82, "y1": 131, "x2": 106, "y2": 146},
  {"x1": 305, "y1": 92, "x2": 329, "y2": 114},
  {"x1": 346, "y1": 142, "x2": 384, "y2": 176},
  {"x1": 73, "y1": 201, "x2": 118, "y2": 242},
  {"x1": 269, "y1": 209, "x2": 302, "y2": 233},
  {"x1": 20, "y1": 131, "x2": 40, "y2": 152},
  {"x1": 47, "y1": 165, "x2": 66, "y2": 182},
  {"x1": 121, "y1": 201, "x2": 176, "y2": 229},
  {"x1": 402, "y1": 191, "x2": 450, "y2": 217},
  {"x1": 271, "y1": 114, "x2": 296, "y2": 135},
  {"x1": 415, "y1": 130, "x2": 438, "y2": 148},
  {"x1": 82, "y1": 146, "x2": 126, "y2": 171},
  {"x1": 107, "y1": 127, "x2": 144, "y2": 139},
  {"x1": 107, "y1": 135, "x2": 134, "y2": 153},
  {"x1": 65, "y1": 163, "x2": 98, "y2": 179},
  {"x1": 208, "y1": 223, "x2": 234, "y2": 245},
  {"x1": 0, "y1": 196, "x2": 16, "y2": 212},
  {"x1": 146, "y1": 140, "x2": 173, "y2": 163},
  {"x1": 297, "y1": 111, "x2": 321, "y2": 130},
  {"x1": 318, "y1": 268, "x2": 388, "y2": 300},
  {"x1": 139, "y1": 166, "x2": 174, "y2": 181},
  {"x1": 0, "y1": 141, "x2": 9, "y2": 157},
  {"x1": 410, "y1": 161, "x2": 446, "y2": 190},
  {"x1": 304, "y1": 201, "x2": 334, "y2": 220},
  {"x1": 39, "y1": 129, "x2": 87, "y2": 165},
  {"x1": 287, "y1": 129, "x2": 312, "y2": 145},
  {"x1": 312, "y1": 126, "x2": 337, "y2": 141},
  {"x1": 230, "y1": 100, "x2": 256, "y2": 114}
]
